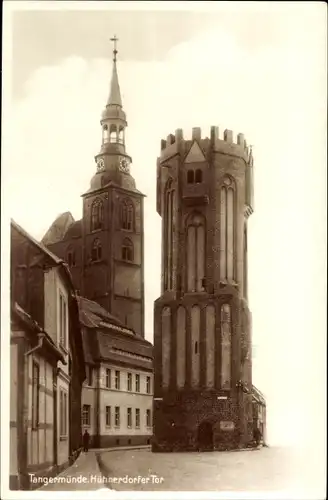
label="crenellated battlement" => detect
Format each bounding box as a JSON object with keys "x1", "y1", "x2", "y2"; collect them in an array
[{"x1": 159, "y1": 126, "x2": 252, "y2": 164}]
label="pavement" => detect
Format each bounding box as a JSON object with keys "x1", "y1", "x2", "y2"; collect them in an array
[
  {"x1": 38, "y1": 444, "x2": 324, "y2": 497},
  {"x1": 39, "y1": 446, "x2": 150, "y2": 491}
]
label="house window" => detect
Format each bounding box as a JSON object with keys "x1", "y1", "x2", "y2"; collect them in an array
[
  {"x1": 122, "y1": 238, "x2": 133, "y2": 262},
  {"x1": 121, "y1": 200, "x2": 134, "y2": 231},
  {"x1": 105, "y1": 406, "x2": 111, "y2": 427},
  {"x1": 146, "y1": 376, "x2": 151, "y2": 394},
  {"x1": 146, "y1": 409, "x2": 152, "y2": 428},
  {"x1": 91, "y1": 198, "x2": 104, "y2": 231},
  {"x1": 115, "y1": 406, "x2": 120, "y2": 427},
  {"x1": 91, "y1": 239, "x2": 102, "y2": 262},
  {"x1": 59, "y1": 293, "x2": 68, "y2": 348},
  {"x1": 187, "y1": 170, "x2": 194, "y2": 184},
  {"x1": 135, "y1": 374, "x2": 140, "y2": 393},
  {"x1": 82, "y1": 404, "x2": 91, "y2": 426},
  {"x1": 127, "y1": 408, "x2": 132, "y2": 428},
  {"x1": 106, "y1": 369, "x2": 111, "y2": 388},
  {"x1": 67, "y1": 249, "x2": 76, "y2": 267},
  {"x1": 115, "y1": 370, "x2": 120, "y2": 390},
  {"x1": 195, "y1": 169, "x2": 202, "y2": 183},
  {"x1": 85, "y1": 366, "x2": 93, "y2": 386},
  {"x1": 127, "y1": 372, "x2": 132, "y2": 391},
  {"x1": 135, "y1": 408, "x2": 140, "y2": 428},
  {"x1": 32, "y1": 361, "x2": 40, "y2": 429},
  {"x1": 60, "y1": 389, "x2": 68, "y2": 438}
]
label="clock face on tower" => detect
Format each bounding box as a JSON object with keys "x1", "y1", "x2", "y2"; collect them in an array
[
  {"x1": 96, "y1": 158, "x2": 105, "y2": 172},
  {"x1": 119, "y1": 158, "x2": 130, "y2": 174}
]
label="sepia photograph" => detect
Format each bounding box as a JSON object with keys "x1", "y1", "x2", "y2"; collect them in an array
[{"x1": 1, "y1": 1, "x2": 326, "y2": 499}]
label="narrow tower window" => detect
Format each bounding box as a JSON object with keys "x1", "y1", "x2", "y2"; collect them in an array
[
  {"x1": 187, "y1": 170, "x2": 194, "y2": 184},
  {"x1": 91, "y1": 198, "x2": 104, "y2": 231},
  {"x1": 221, "y1": 304, "x2": 232, "y2": 390},
  {"x1": 122, "y1": 238, "x2": 133, "y2": 262},
  {"x1": 164, "y1": 179, "x2": 175, "y2": 291},
  {"x1": 220, "y1": 176, "x2": 236, "y2": 282},
  {"x1": 186, "y1": 213, "x2": 205, "y2": 292},
  {"x1": 91, "y1": 239, "x2": 102, "y2": 262},
  {"x1": 195, "y1": 169, "x2": 202, "y2": 184}
]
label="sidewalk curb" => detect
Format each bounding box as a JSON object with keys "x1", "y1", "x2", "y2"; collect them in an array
[{"x1": 96, "y1": 446, "x2": 150, "y2": 490}]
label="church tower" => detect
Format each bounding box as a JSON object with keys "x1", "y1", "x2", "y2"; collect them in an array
[
  {"x1": 81, "y1": 37, "x2": 145, "y2": 336},
  {"x1": 153, "y1": 127, "x2": 254, "y2": 451}
]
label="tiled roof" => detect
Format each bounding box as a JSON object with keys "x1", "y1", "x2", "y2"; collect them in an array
[
  {"x1": 64, "y1": 220, "x2": 82, "y2": 240},
  {"x1": 77, "y1": 296, "x2": 125, "y2": 329},
  {"x1": 41, "y1": 212, "x2": 75, "y2": 245}
]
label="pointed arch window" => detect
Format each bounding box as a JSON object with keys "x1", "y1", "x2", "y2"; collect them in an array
[
  {"x1": 164, "y1": 178, "x2": 175, "y2": 291},
  {"x1": 220, "y1": 176, "x2": 236, "y2": 282},
  {"x1": 91, "y1": 239, "x2": 102, "y2": 262},
  {"x1": 121, "y1": 199, "x2": 134, "y2": 231},
  {"x1": 186, "y1": 213, "x2": 205, "y2": 292},
  {"x1": 122, "y1": 238, "x2": 133, "y2": 262},
  {"x1": 91, "y1": 198, "x2": 104, "y2": 232}
]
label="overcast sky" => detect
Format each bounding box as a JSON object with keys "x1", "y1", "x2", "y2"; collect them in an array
[{"x1": 2, "y1": 1, "x2": 327, "y2": 449}]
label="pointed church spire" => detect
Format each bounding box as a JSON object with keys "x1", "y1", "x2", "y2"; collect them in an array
[{"x1": 107, "y1": 35, "x2": 122, "y2": 107}]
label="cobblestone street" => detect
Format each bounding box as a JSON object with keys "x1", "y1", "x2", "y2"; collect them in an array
[{"x1": 97, "y1": 446, "x2": 323, "y2": 496}]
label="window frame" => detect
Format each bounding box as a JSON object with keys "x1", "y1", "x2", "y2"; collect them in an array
[
  {"x1": 105, "y1": 368, "x2": 111, "y2": 389},
  {"x1": 114, "y1": 406, "x2": 120, "y2": 428},
  {"x1": 115, "y1": 370, "x2": 120, "y2": 390},
  {"x1": 135, "y1": 374, "x2": 140, "y2": 393},
  {"x1": 105, "y1": 406, "x2": 111, "y2": 427},
  {"x1": 146, "y1": 409, "x2": 152, "y2": 428},
  {"x1": 135, "y1": 408, "x2": 140, "y2": 429},
  {"x1": 121, "y1": 238, "x2": 134, "y2": 262},
  {"x1": 91, "y1": 198, "x2": 104, "y2": 232},
  {"x1": 127, "y1": 407, "x2": 132, "y2": 428},
  {"x1": 127, "y1": 372, "x2": 132, "y2": 392},
  {"x1": 146, "y1": 376, "x2": 151, "y2": 394},
  {"x1": 82, "y1": 404, "x2": 91, "y2": 427}
]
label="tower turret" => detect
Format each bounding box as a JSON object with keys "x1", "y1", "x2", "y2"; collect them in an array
[{"x1": 153, "y1": 126, "x2": 254, "y2": 452}]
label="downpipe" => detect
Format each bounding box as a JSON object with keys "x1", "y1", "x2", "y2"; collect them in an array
[{"x1": 24, "y1": 333, "x2": 45, "y2": 357}]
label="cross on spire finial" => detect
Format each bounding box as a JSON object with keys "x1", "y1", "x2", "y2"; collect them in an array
[{"x1": 110, "y1": 35, "x2": 119, "y2": 62}]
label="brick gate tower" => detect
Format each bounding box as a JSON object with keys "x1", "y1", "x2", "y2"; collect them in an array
[{"x1": 153, "y1": 127, "x2": 254, "y2": 451}]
